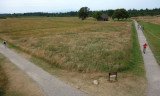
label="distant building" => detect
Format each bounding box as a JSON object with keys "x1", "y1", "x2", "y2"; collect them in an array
[{"x1": 97, "y1": 14, "x2": 109, "y2": 21}]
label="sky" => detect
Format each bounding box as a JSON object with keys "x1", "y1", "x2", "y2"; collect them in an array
[{"x1": 0, "y1": 0, "x2": 160, "y2": 13}]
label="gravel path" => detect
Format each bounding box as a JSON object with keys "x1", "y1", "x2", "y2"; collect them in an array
[
  {"x1": 134, "y1": 20, "x2": 160, "y2": 96},
  {"x1": 0, "y1": 44, "x2": 88, "y2": 96}
]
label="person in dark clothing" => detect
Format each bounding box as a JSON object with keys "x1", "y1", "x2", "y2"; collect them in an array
[
  {"x1": 143, "y1": 43, "x2": 147, "y2": 54},
  {"x1": 3, "y1": 40, "x2": 6, "y2": 48}
]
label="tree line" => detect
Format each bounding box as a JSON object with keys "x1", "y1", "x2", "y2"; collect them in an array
[{"x1": 0, "y1": 8, "x2": 160, "y2": 19}]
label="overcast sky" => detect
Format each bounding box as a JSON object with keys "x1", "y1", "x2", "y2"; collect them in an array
[{"x1": 0, "y1": 0, "x2": 160, "y2": 13}]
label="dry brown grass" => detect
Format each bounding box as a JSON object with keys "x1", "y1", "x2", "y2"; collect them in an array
[
  {"x1": 0, "y1": 56, "x2": 7, "y2": 95},
  {"x1": 0, "y1": 54, "x2": 45, "y2": 96},
  {"x1": 61, "y1": 72, "x2": 146, "y2": 96},
  {"x1": 134, "y1": 16, "x2": 160, "y2": 25},
  {"x1": 0, "y1": 17, "x2": 132, "y2": 72}
]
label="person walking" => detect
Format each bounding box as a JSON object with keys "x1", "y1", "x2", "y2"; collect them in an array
[
  {"x1": 143, "y1": 26, "x2": 144, "y2": 30},
  {"x1": 143, "y1": 43, "x2": 147, "y2": 54},
  {"x1": 3, "y1": 40, "x2": 6, "y2": 48}
]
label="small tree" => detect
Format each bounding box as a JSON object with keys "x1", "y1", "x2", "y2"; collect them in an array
[
  {"x1": 120, "y1": 9, "x2": 130, "y2": 19},
  {"x1": 93, "y1": 11, "x2": 103, "y2": 20},
  {"x1": 112, "y1": 9, "x2": 129, "y2": 20},
  {"x1": 112, "y1": 9, "x2": 121, "y2": 20},
  {"x1": 107, "y1": 10, "x2": 114, "y2": 17},
  {"x1": 78, "y1": 7, "x2": 90, "y2": 20},
  {"x1": 112, "y1": 14, "x2": 115, "y2": 20}
]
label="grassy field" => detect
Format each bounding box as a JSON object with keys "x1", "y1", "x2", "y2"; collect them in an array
[
  {"x1": 138, "y1": 21, "x2": 160, "y2": 65},
  {"x1": 0, "y1": 17, "x2": 146, "y2": 96},
  {"x1": 135, "y1": 16, "x2": 160, "y2": 25},
  {"x1": 10, "y1": 22, "x2": 146, "y2": 96},
  {"x1": 0, "y1": 17, "x2": 133, "y2": 72}
]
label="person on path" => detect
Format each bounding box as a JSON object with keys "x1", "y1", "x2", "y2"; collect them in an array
[
  {"x1": 143, "y1": 43, "x2": 147, "y2": 54},
  {"x1": 3, "y1": 40, "x2": 6, "y2": 48},
  {"x1": 143, "y1": 26, "x2": 144, "y2": 30},
  {"x1": 140, "y1": 25, "x2": 141, "y2": 29}
]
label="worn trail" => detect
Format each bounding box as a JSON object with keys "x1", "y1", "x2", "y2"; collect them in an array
[
  {"x1": 0, "y1": 44, "x2": 88, "y2": 96},
  {"x1": 135, "y1": 21, "x2": 160, "y2": 96}
]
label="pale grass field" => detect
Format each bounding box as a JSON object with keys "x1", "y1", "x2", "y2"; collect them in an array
[
  {"x1": 0, "y1": 17, "x2": 132, "y2": 72},
  {"x1": 135, "y1": 16, "x2": 160, "y2": 25},
  {"x1": 0, "y1": 17, "x2": 146, "y2": 96}
]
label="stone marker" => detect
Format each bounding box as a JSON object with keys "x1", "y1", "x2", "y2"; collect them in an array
[{"x1": 93, "y1": 80, "x2": 98, "y2": 85}]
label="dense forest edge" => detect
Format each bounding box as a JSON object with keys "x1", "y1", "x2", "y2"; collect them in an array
[{"x1": 0, "y1": 8, "x2": 160, "y2": 18}]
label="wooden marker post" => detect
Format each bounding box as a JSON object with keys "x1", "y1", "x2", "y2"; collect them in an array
[{"x1": 109, "y1": 72, "x2": 117, "y2": 81}]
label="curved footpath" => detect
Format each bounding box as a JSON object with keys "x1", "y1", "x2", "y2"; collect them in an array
[
  {"x1": 134, "y1": 20, "x2": 160, "y2": 96},
  {"x1": 0, "y1": 44, "x2": 88, "y2": 96}
]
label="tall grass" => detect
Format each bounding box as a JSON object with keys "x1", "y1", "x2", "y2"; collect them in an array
[{"x1": 0, "y1": 17, "x2": 134, "y2": 72}]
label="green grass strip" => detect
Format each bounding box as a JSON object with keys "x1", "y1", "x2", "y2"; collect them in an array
[
  {"x1": 129, "y1": 23, "x2": 145, "y2": 76},
  {"x1": 138, "y1": 21, "x2": 160, "y2": 65}
]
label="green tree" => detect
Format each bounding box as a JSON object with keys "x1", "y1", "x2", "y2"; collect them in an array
[
  {"x1": 112, "y1": 9, "x2": 129, "y2": 20},
  {"x1": 93, "y1": 11, "x2": 103, "y2": 20},
  {"x1": 112, "y1": 14, "x2": 116, "y2": 20},
  {"x1": 120, "y1": 9, "x2": 130, "y2": 19},
  {"x1": 112, "y1": 9, "x2": 121, "y2": 20},
  {"x1": 107, "y1": 10, "x2": 114, "y2": 17},
  {"x1": 78, "y1": 7, "x2": 90, "y2": 20}
]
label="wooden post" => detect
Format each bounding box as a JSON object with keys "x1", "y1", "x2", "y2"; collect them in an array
[{"x1": 109, "y1": 72, "x2": 117, "y2": 81}]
